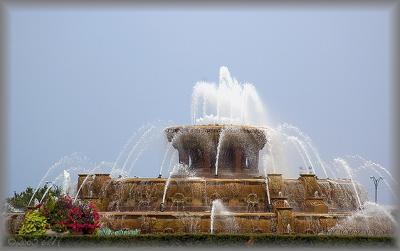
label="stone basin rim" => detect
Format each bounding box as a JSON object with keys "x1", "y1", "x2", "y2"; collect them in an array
[
  {"x1": 76, "y1": 175, "x2": 353, "y2": 183},
  {"x1": 78, "y1": 173, "x2": 111, "y2": 177},
  {"x1": 164, "y1": 124, "x2": 269, "y2": 131}
]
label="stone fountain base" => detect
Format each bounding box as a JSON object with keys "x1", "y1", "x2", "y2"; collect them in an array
[
  {"x1": 70, "y1": 173, "x2": 364, "y2": 234},
  {"x1": 3, "y1": 173, "x2": 366, "y2": 235}
]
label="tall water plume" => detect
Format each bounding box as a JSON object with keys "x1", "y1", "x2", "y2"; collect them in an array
[{"x1": 191, "y1": 66, "x2": 267, "y2": 126}]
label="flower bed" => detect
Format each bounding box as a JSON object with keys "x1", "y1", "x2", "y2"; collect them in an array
[{"x1": 17, "y1": 195, "x2": 100, "y2": 236}]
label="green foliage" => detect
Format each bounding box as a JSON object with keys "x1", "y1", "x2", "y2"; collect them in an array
[
  {"x1": 14, "y1": 193, "x2": 101, "y2": 236},
  {"x1": 7, "y1": 185, "x2": 62, "y2": 211},
  {"x1": 8, "y1": 234, "x2": 395, "y2": 248},
  {"x1": 114, "y1": 229, "x2": 140, "y2": 236},
  {"x1": 18, "y1": 211, "x2": 48, "y2": 236},
  {"x1": 96, "y1": 227, "x2": 113, "y2": 236},
  {"x1": 39, "y1": 195, "x2": 71, "y2": 233},
  {"x1": 96, "y1": 227, "x2": 140, "y2": 236}
]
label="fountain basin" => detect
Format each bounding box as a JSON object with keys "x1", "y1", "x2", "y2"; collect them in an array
[{"x1": 164, "y1": 125, "x2": 267, "y2": 178}]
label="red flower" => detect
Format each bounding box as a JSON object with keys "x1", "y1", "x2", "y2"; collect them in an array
[{"x1": 64, "y1": 200, "x2": 100, "y2": 234}]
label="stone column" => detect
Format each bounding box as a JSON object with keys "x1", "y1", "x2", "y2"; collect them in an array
[
  {"x1": 203, "y1": 150, "x2": 211, "y2": 173},
  {"x1": 179, "y1": 148, "x2": 189, "y2": 166},
  {"x1": 234, "y1": 147, "x2": 242, "y2": 173},
  {"x1": 252, "y1": 152, "x2": 259, "y2": 170}
]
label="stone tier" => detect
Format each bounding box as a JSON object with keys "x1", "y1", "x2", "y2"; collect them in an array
[
  {"x1": 164, "y1": 125, "x2": 267, "y2": 178},
  {"x1": 77, "y1": 174, "x2": 363, "y2": 214},
  {"x1": 5, "y1": 211, "x2": 351, "y2": 235}
]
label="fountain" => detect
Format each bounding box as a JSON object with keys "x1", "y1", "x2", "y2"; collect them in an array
[
  {"x1": 8, "y1": 67, "x2": 396, "y2": 237},
  {"x1": 69, "y1": 67, "x2": 388, "y2": 235}
]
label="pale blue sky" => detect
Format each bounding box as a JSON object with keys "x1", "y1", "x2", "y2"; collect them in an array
[{"x1": 7, "y1": 7, "x2": 393, "y2": 203}]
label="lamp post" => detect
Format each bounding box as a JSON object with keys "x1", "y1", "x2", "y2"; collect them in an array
[{"x1": 370, "y1": 176, "x2": 383, "y2": 204}]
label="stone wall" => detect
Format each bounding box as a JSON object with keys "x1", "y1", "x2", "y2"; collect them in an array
[{"x1": 6, "y1": 211, "x2": 348, "y2": 234}]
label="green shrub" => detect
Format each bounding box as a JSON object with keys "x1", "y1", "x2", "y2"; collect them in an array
[
  {"x1": 18, "y1": 211, "x2": 48, "y2": 236},
  {"x1": 114, "y1": 229, "x2": 140, "y2": 236},
  {"x1": 96, "y1": 227, "x2": 140, "y2": 236},
  {"x1": 7, "y1": 234, "x2": 395, "y2": 248},
  {"x1": 96, "y1": 227, "x2": 113, "y2": 236}
]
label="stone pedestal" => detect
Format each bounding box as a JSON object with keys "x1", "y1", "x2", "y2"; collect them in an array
[
  {"x1": 304, "y1": 197, "x2": 328, "y2": 213},
  {"x1": 267, "y1": 174, "x2": 284, "y2": 197},
  {"x1": 299, "y1": 174, "x2": 320, "y2": 197},
  {"x1": 270, "y1": 197, "x2": 289, "y2": 212},
  {"x1": 299, "y1": 174, "x2": 328, "y2": 213}
]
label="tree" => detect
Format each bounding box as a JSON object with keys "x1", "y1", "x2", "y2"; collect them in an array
[{"x1": 7, "y1": 185, "x2": 62, "y2": 211}]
